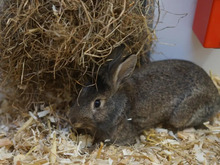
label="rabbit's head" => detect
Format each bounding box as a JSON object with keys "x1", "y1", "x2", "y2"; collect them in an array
[{"x1": 70, "y1": 46, "x2": 137, "y2": 140}]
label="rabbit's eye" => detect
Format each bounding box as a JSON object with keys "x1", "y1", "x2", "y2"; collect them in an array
[{"x1": 94, "y1": 99, "x2": 101, "y2": 108}]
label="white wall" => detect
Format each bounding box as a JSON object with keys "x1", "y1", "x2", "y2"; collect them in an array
[{"x1": 151, "y1": 0, "x2": 220, "y2": 75}]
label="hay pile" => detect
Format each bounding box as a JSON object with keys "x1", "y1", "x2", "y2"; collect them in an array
[
  {"x1": 0, "y1": 75, "x2": 219, "y2": 164},
  {"x1": 0, "y1": 0, "x2": 156, "y2": 111}
]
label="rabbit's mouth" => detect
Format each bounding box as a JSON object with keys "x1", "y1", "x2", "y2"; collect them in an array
[{"x1": 73, "y1": 122, "x2": 97, "y2": 135}]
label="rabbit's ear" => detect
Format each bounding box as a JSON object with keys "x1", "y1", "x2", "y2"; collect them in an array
[
  {"x1": 98, "y1": 45, "x2": 125, "y2": 77},
  {"x1": 111, "y1": 54, "x2": 137, "y2": 90},
  {"x1": 107, "y1": 44, "x2": 125, "y2": 62}
]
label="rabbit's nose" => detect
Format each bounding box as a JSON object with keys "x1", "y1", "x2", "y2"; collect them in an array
[{"x1": 70, "y1": 115, "x2": 79, "y2": 124}]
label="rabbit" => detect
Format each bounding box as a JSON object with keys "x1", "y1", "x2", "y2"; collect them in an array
[{"x1": 70, "y1": 45, "x2": 220, "y2": 145}]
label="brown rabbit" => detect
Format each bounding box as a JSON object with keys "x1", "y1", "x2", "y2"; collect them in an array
[{"x1": 70, "y1": 46, "x2": 220, "y2": 145}]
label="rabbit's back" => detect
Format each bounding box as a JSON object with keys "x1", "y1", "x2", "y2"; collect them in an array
[{"x1": 126, "y1": 60, "x2": 220, "y2": 131}]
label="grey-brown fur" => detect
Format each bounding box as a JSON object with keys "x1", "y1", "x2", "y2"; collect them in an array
[{"x1": 70, "y1": 46, "x2": 220, "y2": 145}]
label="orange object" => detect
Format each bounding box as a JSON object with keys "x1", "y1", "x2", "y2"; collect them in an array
[{"x1": 193, "y1": 0, "x2": 220, "y2": 48}]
